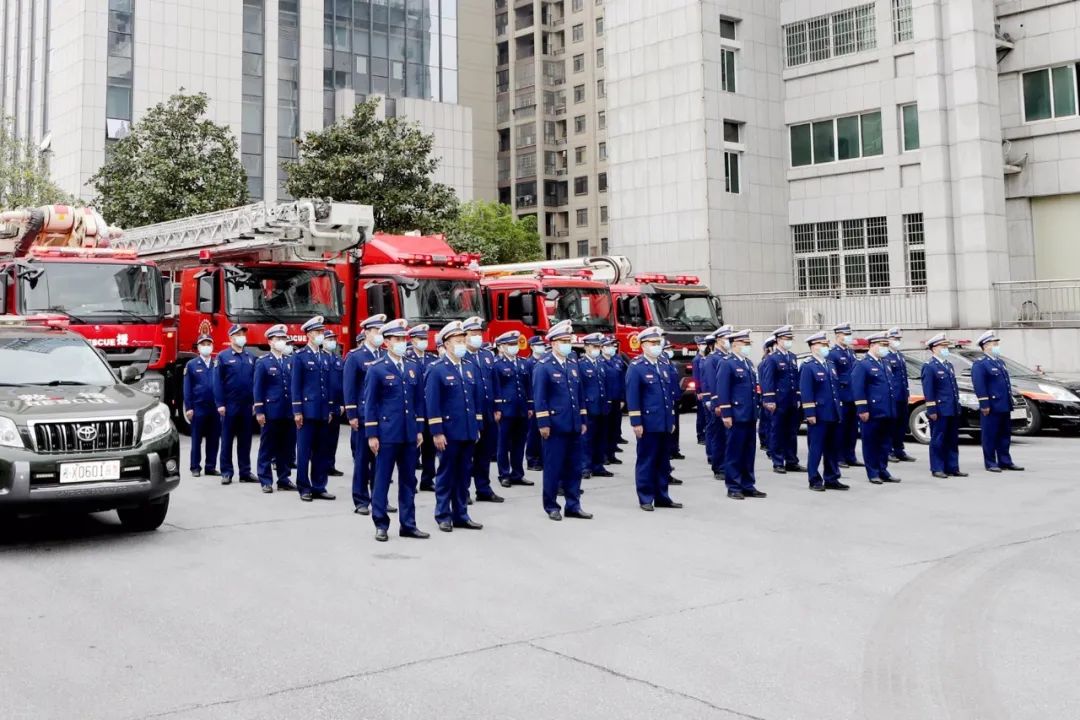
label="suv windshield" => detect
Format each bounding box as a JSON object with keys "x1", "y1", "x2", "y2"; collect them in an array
[
  {"x1": 401, "y1": 278, "x2": 483, "y2": 326},
  {"x1": 225, "y1": 266, "x2": 341, "y2": 322},
  {"x1": 0, "y1": 335, "x2": 117, "y2": 386},
  {"x1": 20, "y1": 261, "x2": 163, "y2": 322},
  {"x1": 648, "y1": 292, "x2": 718, "y2": 332},
  {"x1": 546, "y1": 287, "x2": 615, "y2": 332}
]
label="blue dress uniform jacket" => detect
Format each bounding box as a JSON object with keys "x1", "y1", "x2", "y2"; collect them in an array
[
  {"x1": 363, "y1": 356, "x2": 425, "y2": 442},
  {"x1": 700, "y1": 351, "x2": 727, "y2": 475},
  {"x1": 464, "y1": 348, "x2": 498, "y2": 497},
  {"x1": 343, "y1": 344, "x2": 381, "y2": 508},
  {"x1": 921, "y1": 355, "x2": 962, "y2": 475},
  {"x1": 625, "y1": 356, "x2": 675, "y2": 506},
  {"x1": 533, "y1": 354, "x2": 586, "y2": 514},
  {"x1": 183, "y1": 356, "x2": 220, "y2": 474},
  {"x1": 828, "y1": 346, "x2": 857, "y2": 402},
  {"x1": 579, "y1": 355, "x2": 609, "y2": 474},
  {"x1": 464, "y1": 348, "x2": 497, "y2": 416},
  {"x1": 971, "y1": 354, "x2": 1017, "y2": 470},
  {"x1": 212, "y1": 347, "x2": 255, "y2": 414},
  {"x1": 852, "y1": 354, "x2": 897, "y2": 481},
  {"x1": 799, "y1": 356, "x2": 842, "y2": 488},
  {"x1": 406, "y1": 348, "x2": 439, "y2": 486},
  {"x1": 716, "y1": 354, "x2": 760, "y2": 493},
  {"x1": 884, "y1": 349, "x2": 911, "y2": 458},
  {"x1": 579, "y1": 356, "x2": 608, "y2": 416},
  {"x1": 761, "y1": 349, "x2": 801, "y2": 469},
  {"x1": 660, "y1": 357, "x2": 681, "y2": 456},
  {"x1": 829, "y1": 343, "x2": 861, "y2": 464},
  {"x1": 291, "y1": 346, "x2": 333, "y2": 420},
  {"x1": 602, "y1": 353, "x2": 626, "y2": 462},
  {"x1": 253, "y1": 353, "x2": 292, "y2": 420},
  {"x1": 425, "y1": 356, "x2": 483, "y2": 525},
  {"x1": 493, "y1": 355, "x2": 530, "y2": 417}
]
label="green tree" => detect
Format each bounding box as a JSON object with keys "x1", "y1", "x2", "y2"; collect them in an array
[
  {"x1": 0, "y1": 116, "x2": 70, "y2": 209},
  {"x1": 443, "y1": 200, "x2": 542, "y2": 264},
  {"x1": 89, "y1": 92, "x2": 247, "y2": 228},
  {"x1": 284, "y1": 98, "x2": 459, "y2": 234}
]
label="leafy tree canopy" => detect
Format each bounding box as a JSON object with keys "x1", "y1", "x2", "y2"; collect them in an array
[
  {"x1": 443, "y1": 200, "x2": 542, "y2": 264},
  {"x1": 0, "y1": 116, "x2": 70, "y2": 209}
]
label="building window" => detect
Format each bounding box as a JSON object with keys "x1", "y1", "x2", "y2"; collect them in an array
[
  {"x1": 575, "y1": 145, "x2": 586, "y2": 164},
  {"x1": 278, "y1": 0, "x2": 299, "y2": 200},
  {"x1": 575, "y1": 114, "x2": 586, "y2": 133},
  {"x1": 792, "y1": 217, "x2": 891, "y2": 294},
  {"x1": 574, "y1": 176, "x2": 589, "y2": 195},
  {"x1": 598, "y1": 141, "x2": 607, "y2": 161},
  {"x1": 901, "y1": 104, "x2": 920, "y2": 151},
  {"x1": 577, "y1": 239, "x2": 589, "y2": 256},
  {"x1": 719, "y1": 18, "x2": 737, "y2": 40},
  {"x1": 600, "y1": 205, "x2": 608, "y2": 223},
  {"x1": 892, "y1": 0, "x2": 913, "y2": 43},
  {"x1": 784, "y1": 4, "x2": 876, "y2": 68},
  {"x1": 573, "y1": 84, "x2": 585, "y2": 103},
  {"x1": 724, "y1": 152, "x2": 741, "y2": 194},
  {"x1": 576, "y1": 208, "x2": 589, "y2": 226},
  {"x1": 600, "y1": 237, "x2": 609, "y2": 253},
  {"x1": 597, "y1": 79, "x2": 605, "y2": 98},
  {"x1": 572, "y1": 23, "x2": 584, "y2": 42},
  {"x1": 789, "y1": 111, "x2": 883, "y2": 167},
  {"x1": 572, "y1": 0, "x2": 583, "y2": 11},
  {"x1": 596, "y1": 48, "x2": 605, "y2": 68},
  {"x1": 1022, "y1": 64, "x2": 1079, "y2": 122},
  {"x1": 598, "y1": 110, "x2": 606, "y2": 130},
  {"x1": 598, "y1": 171, "x2": 607, "y2": 192},
  {"x1": 904, "y1": 213, "x2": 926, "y2": 291},
  {"x1": 241, "y1": 0, "x2": 265, "y2": 198},
  {"x1": 720, "y1": 49, "x2": 736, "y2": 93},
  {"x1": 106, "y1": 0, "x2": 135, "y2": 147},
  {"x1": 518, "y1": 152, "x2": 537, "y2": 178},
  {"x1": 573, "y1": 54, "x2": 585, "y2": 72},
  {"x1": 595, "y1": 16, "x2": 604, "y2": 35},
  {"x1": 723, "y1": 120, "x2": 741, "y2": 143}
]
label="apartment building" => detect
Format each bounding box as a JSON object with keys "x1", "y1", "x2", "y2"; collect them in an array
[{"x1": 495, "y1": 0, "x2": 610, "y2": 259}]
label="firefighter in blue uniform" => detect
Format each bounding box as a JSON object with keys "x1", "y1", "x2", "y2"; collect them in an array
[
  {"x1": 343, "y1": 314, "x2": 386, "y2": 515},
  {"x1": 660, "y1": 340, "x2": 683, "y2": 484},
  {"x1": 323, "y1": 328, "x2": 346, "y2": 477},
  {"x1": 716, "y1": 329, "x2": 767, "y2": 500},
  {"x1": 579, "y1": 332, "x2": 612, "y2": 478},
  {"x1": 213, "y1": 324, "x2": 257, "y2": 485},
  {"x1": 363, "y1": 319, "x2": 429, "y2": 542},
  {"x1": 692, "y1": 335, "x2": 710, "y2": 445},
  {"x1": 920, "y1": 333, "x2": 965, "y2": 478},
  {"x1": 533, "y1": 320, "x2": 593, "y2": 521},
  {"x1": 493, "y1": 330, "x2": 533, "y2": 488},
  {"x1": 757, "y1": 336, "x2": 776, "y2": 455},
  {"x1": 524, "y1": 336, "x2": 547, "y2": 471},
  {"x1": 291, "y1": 316, "x2": 338, "y2": 502},
  {"x1": 761, "y1": 325, "x2": 804, "y2": 474},
  {"x1": 884, "y1": 327, "x2": 916, "y2": 463},
  {"x1": 971, "y1": 330, "x2": 1025, "y2": 473},
  {"x1": 601, "y1": 336, "x2": 625, "y2": 465},
  {"x1": 424, "y1": 321, "x2": 485, "y2": 532},
  {"x1": 253, "y1": 324, "x2": 295, "y2": 493},
  {"x1": 462, "y1": 316, "x2": 504, "y2": 503},
  {"x1": 703, "y1": 326, "x2": 733, "y2": 480},
  {"x1": 799, "y1": 331, "x2": 847, "y2": 491},
  {"x1": 183, "y1": 334, "x2": 220, "y2": 477},
  {"x1": 626, "y1": 327, "x2": 683, "y2": 511},
  {"x1": 828, "y1": 322, "x2": 863, "y2": 467},
  {"x1": 852, "y1": 331, "x2": 901, "y2": 485},
  {"x1": 406, "y1": 324, "x2": 438, "y2": 491}
]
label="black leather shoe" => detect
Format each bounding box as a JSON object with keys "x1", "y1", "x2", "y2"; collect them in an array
[
  {"x1": 848, "y1": 460, "x2": 865, "y2": 467},
  {"x1": 656, "y1": 501, "x2": 683, "y2": 509},
  {"x1": 419, "y1": 483, "x2": 436, "y2": 492},
  {"x1": 608, "y1": 458, "x2": 623, "y2": 465},
  {"x1": 882, "y1": 476, "x2": 901, "y2": 483},
  {"x1": 1003, "y1": 465, "x2": 1025, "y2": 471},
  {"x1": 499, "y1": 478, "x2": 512, "y2": 488},
  {"x1": 453, "y1": 519, "x2": 483, "y2": 530},
  {"x1": 190, "y1": 469, "x2": 201, "y2": 477},
  {"x1": 617, "y1": 438, "x2": 628, "y2": 445},
  {"x1": 838, "y1": 462, "x2": 850, "y2": 469},
  {"x1": 438, "y1": 521, "x2": 453, "y2": 532},
  {"x1": 713, "y1": 472, "x2": 726, "y2": 481},
  {"x1": 328, "y1": 468, "x2": 345, "y2": 477},
  {"x1": 400, "y1": 527, "x2": 430, "y2": 539},
  {"x1": 786, "y1": 464, "x2": 807, "y2": 472},
  {"x1": 592, "y1": 469, "x2": 614, "y2": 477},
  {"x1": 932, "y1": 472, "x2": 949, "y2": 478},
  {"x1": 671, "y1": 452, "x2": 686, "y2": 460},
  {"x1": 809, "y1": 485, "x2": 826, "y2": 492},
  {"x1": 548, "y1": 510, "x2": 563, "y2": 521},
  {"x1": 388, "y1": 504, "x2": 397, "y2": 513},
  {"x1": 261, "y1": 485, "x2": 273, "y2": 494},
  {"x1": 744, "y1": 490, "x2": 767, "y2": 498},
  {"x1": 581, "y1": 471, "x2": 592, "y2": 479},
  {"x1": 467, "y1": 496, "x2": 474, "y2": 504},
  {"x1": 824, "y1": 481, "x2": 850, "y2": 490},
  {"x1": 476, "y1": 493, "x2": 504, "y2": 503},
  {"x1": 897, "y1": 455, "x2": 917, "y2": 462},
  {"x1": 354, "y1": 505, "x2": 371, "y2": 515},
  {"x1": 313, "y1": 491, "x2": 337, "y2": 500},
  {"x1": 639, "y1": 503, "x2": 654, "y2": 512},
  {"x1": 277, "y1": 481, "x2": 297, "y2": 491},
  {"x1": 220, "y1": 476, "x2": 232, "y2": 486},
  {"x1": 527, "y1": 464, "x2": 543, "y2": 471},
  {"x1": 205, "y1": 469, "x2": 220, "y2": 476},
  {"x1": 888, "y1": 455, "x2": 901, "y2": 463},
  {"x1": 513, "y1": 478, "x2": 535, "y2": 486},
  {"x1": 239, "y1": 475, "x2": 259, "y2": 483},
  {"x1": 565, "y1": 509, "x2": 593, "y2": 519},
  {"x1": 375, "y1": 528, "x2": 388, "y2": 542},
  {"x1": 868, "y1": 477, "x2": 884, "y2": 485},
  {"x1": 986, "y1": 466, "x2": 1003, "y2": 473},
  {"x1": 300, "y1": 493, "x2": 314, "y2": 502},
  {"x1": 948, "y1": 471, "x2": 969, "y2": 477},
  {"x1": 727, "y1": 491, "x2": 744, "y2": 500},
  {"x1": 668, "y1": 477, "x2": 683, "y2": 485},
  {"x1": 772, "y1": 466, "x2": 787, "y2": 474},
  {"x1": 759, "y1": 443, "x2": 768, "y2": 450},
  {"x1": 697, "y1": 439, "x2": 706, "y2": 445}
]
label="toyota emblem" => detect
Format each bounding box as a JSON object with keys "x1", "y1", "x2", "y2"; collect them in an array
[{"x1": 76, "y1": 425, "x2": 99, "y2": 442}]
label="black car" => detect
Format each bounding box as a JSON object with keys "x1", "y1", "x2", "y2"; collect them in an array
[{"x1": 0, "y1": 317, "x2": 181, "y2": 530}]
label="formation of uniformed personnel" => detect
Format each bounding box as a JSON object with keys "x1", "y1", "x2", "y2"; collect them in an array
[
  {"x1": 601, "y1": 337, "x2": 625, "y2": 466},
  {"x1": 524, "y1": 336, "x2": 547, "y2": 471},
  {"x1": 799, "y1": 332, "x2": 847, "y2": 491},
  {"x1": 362, "y1": 319, "x2": 429, "y2": 542},
  {"x1": 920, "y1": 333, "x2": 965, "y2": 478},
  {"x1": 424, "y1": 321, "x2": 484, "y2": 532},
  {"x1": 533, "y1": 320, "x2": 593, "y2": 521},
  {"x1": 213, "y1": 324, "x2": 257, "y2": 485},
  {"x1": 183, "y1": 334, "x2": 220, "y2": 478},
  {"x1": 343, "y1": 314, "x2": 386, "y2": 515},
  {"x1": 701, "y1": 325, "x2": 733, "y2": 480},
  {"x1": 625, "y1": 327, "x2": 682, "y2": 511},
  {"x1": 760, "y1": 325, "x2": 804, "y2": 474},
  {"x1": 493, "y1": 330, "x2": 532, "y2": 488},
  {"x1": 757, "y1": 336, "x2": 776, "y2": 454},
  {"x1": 971, "y1": 331, "x2": 1024, "y2": 473},
  {"x1": 462, "y1": 316, "x2": 504, "y2": 504},
  {"x1": 291, "y1": 316, "x2": 337, "y2": 502},
  {"x1": 692, "y1": 335, "x2": 710, "y2": 446},
  {"x1": 406, "y1": 324, "x2": 438, "y2": 492},
  {"x1": 851, "y1": 332, "x2": 901, "y2": 485},
  {"x1": 828, "y1": 323, "x2": 863, "y2": 468},
  {"x1": 579, "y1": 332, "x2": 612, "y2": 478},
  {"x1": 716, "y1": 329, "x2": 767, "y2": 500},
  {"x1": 323, "y1": 329, "x2": 346, "y2": 477},
  {"x1": 253, "y1": 324, "x2": 295, "y2": 493},
  {"x1": 884, "y1": 327, "x2": 916, "y2": 463}
]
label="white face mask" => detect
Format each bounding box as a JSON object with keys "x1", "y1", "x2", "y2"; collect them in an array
[
  {"x1": 271, "y1": 339, "x2": 287, "y2": 353},
  {"x1": 738, "y1": 345, "x2": 753, "y2": 357},
  {"x1": 198, "y1": 344, "x2": 213, "y2": 357},
  {"x1": 452, "y1": 344, "x2": 468, "y2": 359},
  {"x1": 311, "y1": 334, "x2": 324, "y2": 347},
  {"x1": 413, "y1": 340, "x2": 429, "y2": 352},
  {"x1": 890, "y1": 340, "x2": 901, "y2": 350},
  {"x1": 602, "y1": 346, "x2": 617, "y2": 358},
  {"x1": 324, "y1": 340, "x2": 337, "y2": 351},
  {"x1": 390, "y1": 340, "x2": 407, "y2": 356},
  {"x1": 720, "y1": 339, "x2": 730, "y2": 351},
  {"x1": 841, "y1": 335, "x2": 853, "y2": 346},
  {"x1": 664, "y1": 349, "x2": 674, "y2": 359},
  {"x1": 587, "y1": 348, "x2": 601, "y2": 359},
  {"x1": 232, "y1": 335, "x2": 247, "y2": 348},
  {"x1": 532, "y1": 346, "x2": 546, "y2": 357},
  {"x1": 782, "y1": 340, "x2": 793, "y2": 351},
  {"x1": 555, "y1": 342, "x2": 572, "y2": 357},
  {"x1": 369, "y1": 332, "x2": 384, "y2": 347},
  {"x1": 815, "y1": 345, "x2": 830, "y2": 359},
  {"x1": 644, "y1": 344, "x2": 662, "y2": 359},
  {"x1": 504, "y1": 345, "x2": 520, "y2": 357},
  {"x1": 875, "y1": 345, "x2": 890, "y2": 358},
  {"x1": 283, "y1": 344, "x2": 294, "y2": 355},
  {"x1": 467, "y1": 335, "x2": 484, "y2": 349}
]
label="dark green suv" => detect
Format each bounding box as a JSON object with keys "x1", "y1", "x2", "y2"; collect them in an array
[{"x1": 0, "y1": 317, "x2": 180, "y2": 531}]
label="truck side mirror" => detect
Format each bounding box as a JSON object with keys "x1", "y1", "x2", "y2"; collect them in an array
[
  {"x1": 161, "y1": 277, "x2": 176, "y2": 317},
  {"x1": 520, "y1": 292, "x2": 536, "y2": 326},
  {"x1": 120, "y1": 365, "x2": 142, "y2": 384},
  {"x1": 197, "y1": 272, "x2": 218, "y2": 314},
  {"x1": 364, "y1": 280, "x2": 390, "y2": 316}
]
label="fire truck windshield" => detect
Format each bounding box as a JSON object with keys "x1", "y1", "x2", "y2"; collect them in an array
[
  {"x1": 19, "y1": 261, "x2": 163, "y2": 323},
  {"x1": 648, "y1": 292, "x2": 718, "y2": 332},
  {"x1": 401, "y1": 278, "x2": 483, "y2": 326},
  {"x1": 547, "y1": 287, "x2": 615, "y2": 332},
  {"x1": 225, "y1": 266, "x2": 342, "y2": 323}
]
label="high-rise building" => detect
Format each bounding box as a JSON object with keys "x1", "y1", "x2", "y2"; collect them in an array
[
  {"x1": 495, "y1": 0, "x2": 609, "y2": 259},
  {"x1": 0, "y1": 0, "x2": 494, "y2": 206}
]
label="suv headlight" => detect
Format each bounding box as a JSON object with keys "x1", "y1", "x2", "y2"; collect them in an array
[
  {"x1": 958, "y1": 391, "x2": 978, "y2": 408},
  {"x1": 0, "y1": 416, "x2": 24, "y2": 448},
  {"x1": 141, "y1": 403, "x2": 172, "y2": 443},
  {"x1": 1038, "y1": 383, "x2": 1080, "y2": 402}
]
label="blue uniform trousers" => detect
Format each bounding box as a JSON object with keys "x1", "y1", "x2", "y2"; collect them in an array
[
  {"x1": 696, "y1": 401, "x2": 707, "y2": 442},
  {"x1": 257, "y1": 418, "x2": 293, "y2": 487},
  {"x1": 605, "y1": 405, "x2": 622, "y2": 462},
  {"x1": 219, "y1": 413, "x2": 252, "y2": 478},
  {"x1": 351, "y1": 427, "x2": 376, "y2": 508},
  {"x1": 373, "y1": 441, "x2": 418, "y2": 531},
  {"x1": 635, "y1": 431, "x2": 673, "y2": 506},
  {"x1": 525, "y1": 415, "x2": 542, "y2": 467},
  {"x1": 670, "y1": 412, "x2": 681, "y2": 455},
  {"x1": 758, "y1": 410, "x2": 771, "y2": 452},
  {"x1": 418, "y1": 427, "x2": 436, "y2": 487},
  {"x1": 929, "y1": 415, "x2": 960, "y2": 474},
  {"x1": 189, "y1": 413, "x2": 220, "y2": 473},
  {"x1": 327, "y1": 416, "x2": 342, "y2": 469},
  {"x1": 496, "y1": 415, "x2": 527, "y2": 481},
  {"x1": 859, "y1": 418, "x2": 894, "y2": 481},
  {"x1": 891, "y1": 400, "x2": 909, "y2": 457},
  {"x1": 840, "y1": 402, "x2": 860, "y2": 464},
  {"x1": 471, "y1": 417, "x2": 497, "y2": 497},
  {"x1": 768, "y1": 406, "x2": 801, "y2": 469},
  {"x1": 296, "y1": 420, "x2": 332, "y2": 494},
  {"x1": 286, "y1": 423, "x2": 297, "y2": 469},
  {"x1": 724, "y1": 420, "x2": 757, "y2": 493},
  {"x1": 706, "y1": 414, "x2": 727, "y2": 475},
  {"x1": 542, "y1": 431, "x2": 582, "y2": 514},
  {"x1": 806, "y1": 420, "x2": 841, "y2": 488},
  {"x1": 581, "y1": 413, "x2": 607, "y2": 473},
  {"x1": 980, "y1": 411, "x2": 1014, "y2": 469},
  {"x1": 434, "y1": 440, "x2": 474, "y2": 524}
]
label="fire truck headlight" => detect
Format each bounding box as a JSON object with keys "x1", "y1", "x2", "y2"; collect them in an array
[{"x1": 141, "y1": 403, "x2": 172, "y2": 443}]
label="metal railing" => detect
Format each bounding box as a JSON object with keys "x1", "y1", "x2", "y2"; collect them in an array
[
  {"x1": 993, "y1": 279, "x2": 1080, "y2": 327},
  {"x1": 716, "y1": 286, "x2": 929, "y2": 331}
]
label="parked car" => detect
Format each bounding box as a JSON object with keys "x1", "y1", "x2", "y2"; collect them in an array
[{"x1": 0, "y1": 315, "x2": 181, "y2": 530}]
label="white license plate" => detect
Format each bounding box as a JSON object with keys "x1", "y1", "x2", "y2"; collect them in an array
[
  {"x1": 683, "y1": 349, "x2": 697, "y2": 356},
  {"x1": 1011, "y1": 408, "x2": 1026, "y2": 420},
  {"x1": 60, "y1": 460, "x2": 121, "y2": 484}
]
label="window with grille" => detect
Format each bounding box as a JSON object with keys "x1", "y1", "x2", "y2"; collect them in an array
[
  {"x1": 892, "y1": 0, "x2": 913, "y2": 43},
  {"x1": 784, "y1": 4, "x2": 876, "y2": 67},
  {"x1": 573, "y1": 0, "x2": 583, "y2": 11},
  {"x1": 904, "y1": 213, "x2": 926, "y2": 291},
  {"x1": 517, "y1": 152, "x2": 537, "y2": 178},
  {"x1": 792, "y1": 217, "x2": 891, "y2": 295},
  {"x1": 719, "y1": 18, "x2": 737, "y2": 40}
]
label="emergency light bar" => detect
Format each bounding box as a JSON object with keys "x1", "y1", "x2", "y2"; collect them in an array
[
  {"x1": 29, "y1": 247, "x2": 139, "y2": 260},
  {"x1": 25, "y1": 313, "x2": 71, "y2": 329},
  {"x1": 400, "y1": 252, "x2": 480, "y2": 267},
  {"x1": 633, "y1": 273, "x2": 701, "y2": 285}
]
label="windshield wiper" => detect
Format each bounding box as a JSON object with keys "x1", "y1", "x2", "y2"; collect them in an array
[
  {"x1": 87, "y1": 308, "x2": 152, "y2": 323},
  {"x1": 663, "y1": 317, "x2": 693, "y2": 331},
  {"x1": 42, "y1": 306, "x2": 89, "y2": 324}
]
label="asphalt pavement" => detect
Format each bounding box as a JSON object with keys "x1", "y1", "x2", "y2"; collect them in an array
[{"x1": 2, "y1": 416, "x2": 1079, "y2": 720}]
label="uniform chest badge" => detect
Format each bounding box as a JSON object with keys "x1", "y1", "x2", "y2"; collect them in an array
[
  {"x1": 466, "y1": 371, "x2": 473, "y2": 379},
  {"x1": 816, "y1": 372, "x2": 825, "y2": 378},
  {"x1": 553, "y1": 372, "x2": 563, "y2": 378},
  {"x1": 408, "y1": 369, "x2": 415, "y2": 378},
  {"x1": 571, "y1": 370, "x2": 578, "y2": 377},
  {"x1": 779, "y1": 363, "x2": 787, "y2": 369},
  {"x1": 445, "y1": 374, "x2": 455, "y2": 381},
  {"x1": 645, "y1": 374, "x2": 654, "y2": 379}
]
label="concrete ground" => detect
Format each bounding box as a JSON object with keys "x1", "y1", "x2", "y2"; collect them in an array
[{"x1": 2, "y1": 416, "x2": 1079, "y2": 720}]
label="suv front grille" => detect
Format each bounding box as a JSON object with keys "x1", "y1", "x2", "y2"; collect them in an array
[{"x1": 30, "y1": 418, "x2": 137, "y2": 454}]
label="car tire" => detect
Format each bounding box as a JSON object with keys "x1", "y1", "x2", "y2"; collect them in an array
[
  {"x1": 1014, "y1": 398, "x2": 1041, "y2": 437},
  {"x1": 118, "y1": 495, "x2": 170, "y2": 532},
  {"x1": 908, "y1": 403, "x2": 931, "y2": 445}
]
